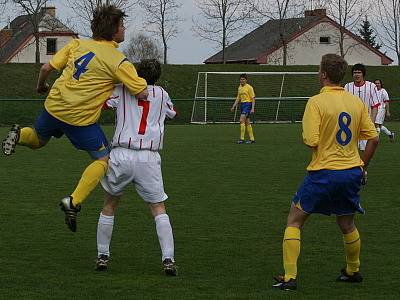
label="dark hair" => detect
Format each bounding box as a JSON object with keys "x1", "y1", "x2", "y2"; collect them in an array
[
  {"x1": 320, "y1": 54, "x2": 348, "y2": 84},
  {"x1": 91, "y1": 5, "x2": 126, "y2": 41},
  {"x1": 240, "y1": 73, "x2": 247, "y2": 79},
  {"x1": 137, "y1": 59, "x2": 161, "y2": 85},
  {"x1": 373, "y1": 79, "x2": 384, "y2": 88},
  {"x1": 351, "y1": 63, "x2": 366, "y2": 77}
]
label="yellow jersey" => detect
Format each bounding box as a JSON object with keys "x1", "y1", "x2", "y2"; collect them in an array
[
  {"x1": 45, "y1": 39, "x2": 147, "y2": 126},
  {"x1": 302, "y1": 86, "x2": 377, "y2": 171},
  {"x1": 237, "y1": 83, "x2": 255, "y2": 103}
]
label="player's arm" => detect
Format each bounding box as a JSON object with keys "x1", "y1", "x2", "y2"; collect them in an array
[
  {"x1": 250, "y1": 86, "x2": 255, "y2": 113},
  {"x1": 231, "y1": 92, "x2": 240, "y2": 112},
  {"x1": 359, "y1": 104, "x2": 379, "y2": 168},
  {"x1": 165, "y1": 93, "x2": 177, "y2": 119},
  {"x1": 103, "y1": 85, "x2": 122, "y2": 110},
  {"x1": 36, "y1": 63, "x2": 55, "y2": 94},
  {"x1": 383, "y1": 90, "x2": 391, "y2": 117},
  {"x1": 115, "y1": 60, "x2": 148, "y2": 99},
  {"x1": 36, "y1": 39, "x2": 77, "y2": 94},
  {"x1": 302, "y1": 99, "x2": 320, "y2": 148},
  {"x1": 370, "y1": 84, "x2": 380, "y2": 123}
]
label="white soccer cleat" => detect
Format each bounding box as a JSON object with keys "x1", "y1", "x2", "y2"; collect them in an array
[{"x1": 2, "y1": 124, "x2": 20, "y2": 156}]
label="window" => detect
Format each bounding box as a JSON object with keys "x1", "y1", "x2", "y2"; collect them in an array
[
  {"x1": 46, "y1": 38, "x2": 57, "y2": 54},
  {"x1": 319, "y1": 36, "x2": 331, "y2": 44}
]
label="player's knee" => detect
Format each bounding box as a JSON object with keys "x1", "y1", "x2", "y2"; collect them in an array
[{"x1": 150, "y1": 202, "x2": 166, "y2": 217}]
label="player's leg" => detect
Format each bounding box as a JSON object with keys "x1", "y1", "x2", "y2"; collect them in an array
[
  {"x1": 2, "y1": 109, "x2": 58, "y2": 155},
  {"x1": 96, "y1": 192, "x2": 120, "y2": 271},
  {"x1": 380, "y1": 125, "x2": 395, "y2": 141},
  {"x1": 149, "y1": 201, "x2": 177, "y2": 276},
  {"x1": 238, "y1": 114, "x2": 246, "y2": 144},
  {"x1": 245, "y1": 117, "x2": 255, "y2": 143},
  {"x1": 134, "y1": 150, "x2": 177, "y2": 276},
  {"x1": 60, "y1": 123, "x2": 110, "y2": 232},
  {"x1": 336, "y1": 215, "x2": 362, "y2": 282}
]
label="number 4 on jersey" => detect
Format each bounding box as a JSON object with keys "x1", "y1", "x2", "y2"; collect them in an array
[{"x1": 73, "y1": 52, "x2": 95, "y2": 80}]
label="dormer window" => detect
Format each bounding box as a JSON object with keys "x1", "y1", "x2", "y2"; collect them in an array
[
  {"x1": 46, "y1": 38, "x2": 57, "y2": 54},
  {"x1": 320, "y1": 36, "x2": 331, "y2": 44}
]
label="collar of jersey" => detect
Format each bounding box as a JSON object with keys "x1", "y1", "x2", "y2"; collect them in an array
[
  {"x1": 94, "y1": 39, "x2": 119, "y2": 48},
  {"x1": 319, "y1": 86, "x2": 344, "y2": 93}
]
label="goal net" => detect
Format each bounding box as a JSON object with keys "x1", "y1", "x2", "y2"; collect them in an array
[{"x1": 191, "y1": 71, "x2": 319, "y2": 124}]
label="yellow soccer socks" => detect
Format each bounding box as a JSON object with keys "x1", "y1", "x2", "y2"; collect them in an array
[
  {"x1": 246, "y1": 124, "x2": 255, "y2": 141},
  {"x1": 71, "y1": 160, "x2": 108, "y2": 206},
  {"x1": 18, "y1": 127, "x2": 41, "y2": 149},
  {"x1": 343, "y1": 229, "x2": 361, "y2": 275},
  {"x1": 283, "y1": 226, "x2": 301, "y2": 282},
  {"x1": 240, "y1": 123, "x2": 246, "y2": 140}
]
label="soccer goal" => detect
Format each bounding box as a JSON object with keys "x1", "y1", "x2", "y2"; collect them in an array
[{"x1": 191, "y1": 71, "x2": 319, "y2": 124}]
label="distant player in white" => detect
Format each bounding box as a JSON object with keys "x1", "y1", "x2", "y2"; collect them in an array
[
  {"x1": 373, "y1": 79, "x2": 395, "y2": 142},
  {"x1": 344, "y1": 64, "x2": 379, "y2": 151},
  {"x1": 95, "y1": 59, "x2": 178, "y2": 276}
]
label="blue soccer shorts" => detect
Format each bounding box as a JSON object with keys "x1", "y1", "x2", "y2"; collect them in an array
[
  {"x1": 292, "y1": 167, "x2": 364, "y2": 216},
  {"x1": 34, "y1": 109, "x2": 110, "y2": 159},
  {"x1": 240, "y1": 102, "x2": 252, "y2": 117}
]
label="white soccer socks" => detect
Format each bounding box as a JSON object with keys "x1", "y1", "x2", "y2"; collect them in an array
[
  {"x1": 97, "y1": 213, "x2": 115, "y2": 257},
  {"x1": 155, "y1": 214, "x2": 175, "y2": 261}
]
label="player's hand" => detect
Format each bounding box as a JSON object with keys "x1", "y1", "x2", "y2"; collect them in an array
[
  {"x1": 230, "y1": 106, "x2": 235, "y2": 112},
  {"x1": 361, "y1": 169, "x2": 368, "y2": 185},
  {"x1": 386, "y1": 111, "x2": 391, "y2": 118},
  {"x1": 136, "y1": 89, "x2": 149, "y2": 101},
  {"x1": 250, "y1": 109, "x2": 255, "y2": 114},
  {"x1": 36, "y1": 83, "x2": 49, "y2": 94}
]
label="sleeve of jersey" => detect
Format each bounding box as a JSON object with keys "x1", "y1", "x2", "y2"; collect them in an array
[
  {"x1": 49, "y1": 39, "x2": 77, "y2": 70},
  {"x1": 371, "y1": 84, "x2": 380, "y2": 108},
  {"x1": 382, "y1": 90, "x2": 390, "y2": 102},
  {"x1": 359, "y1": 105, "x2": 378, "y2": 140},
  {"x1": 250, "y1": 86, "x2": 255, "y2": 99},
  {"x1": 302, "y1": 99, "x2": 320, "y2": 147},
  {"x1": 165, "y1": 94, "x2": 177, "y2": 119},
  {"x1": 103, "y1": 85, "x2": 122, "y2": 110},
  {"x1": 115, "y1": 61, "x2": 147, "y2": 96}
]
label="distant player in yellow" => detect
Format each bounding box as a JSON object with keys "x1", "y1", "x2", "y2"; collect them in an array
[
  {"x1": 230, "y1": 74, "x2": 256, "y2": 144},
  {"x1": 273, "y1": 54, "x2": 379, "y2": 291},
  {"x1": 2, "y1": 5, "x2": 148, "y2": 232}
]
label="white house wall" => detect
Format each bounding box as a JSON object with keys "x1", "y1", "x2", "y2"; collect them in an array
[
  {"x1": 266, "y1": 22, "x2": 383, "y2": 66},
  {"x1": 9, "y1": 35, "x2": 74, "y2": 63}
]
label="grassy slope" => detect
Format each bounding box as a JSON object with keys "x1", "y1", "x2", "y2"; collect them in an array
[
  {"x1": 0, "y1": 123, "x2": 399, "y2": 299},
  {"x1": 0, "y1": 63, "x2": 399, "y2": 99}
]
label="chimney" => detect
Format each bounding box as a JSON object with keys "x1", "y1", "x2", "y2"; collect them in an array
[
  {"x1": 305, "y1": 9, "x2": 326, "y2": 17},
  {"x1": 43, "y1": 6, "x2": 56, "y2": 17}
]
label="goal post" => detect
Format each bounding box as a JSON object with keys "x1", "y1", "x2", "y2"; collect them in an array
[{"x1": 191, "y1": 71, "x2": 319, "y2": 124}]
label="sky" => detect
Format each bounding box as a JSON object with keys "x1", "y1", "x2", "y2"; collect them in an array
[
  {"x1": 0, "y1": 0, "x2": 397, "y2": 65},
  {"x1": 0, "y1": 0, "x2": 218, "y2": 64}
]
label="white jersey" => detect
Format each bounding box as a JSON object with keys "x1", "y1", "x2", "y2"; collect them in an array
[
  {"x1": 344, "y1": 81, "x2": 380, "y2": 115},
  {"x1": 378, "y1": 88, "x2": 390, "y2": 109},
  {"x1": 105, "y1": 84, "x2": 176, "y2": 151}
]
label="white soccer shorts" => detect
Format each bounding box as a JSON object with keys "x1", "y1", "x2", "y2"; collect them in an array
[
  {"x1": 374, "y1": 108, "x2": 386, "y2": 125},
  {"x1": 101, "y1": 147, "x2": 168, "y2": 203}
]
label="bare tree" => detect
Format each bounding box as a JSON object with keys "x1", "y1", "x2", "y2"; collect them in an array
[
  {"x1": 124, "y1": 32, "x2": 162, "y2": 63},
  {"x1": 193, "y1": 0, "x2": 251, "y2": 64},
  {"x1": 11, "y1": 0, "x2": 49, "y2": 64},
  {"x1": 247, "y1": 0, "x2": 305, "y2": 66},
  {"x1": 327, "y1": 0, "x2": 369, "y2": 57},
  {"x1": 375, "y1": 0, "x2": 400, "y2": 65},
  {"x1": 65, "y1": 0, "x2": 135, "y2": 37},
  {"x1": 138, "y1": 0, "x2": 182, "y2": 64}
]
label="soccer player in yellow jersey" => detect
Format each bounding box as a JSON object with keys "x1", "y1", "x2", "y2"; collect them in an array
[
  {"x1": 230, "y1": 74, "x2": 256, "y2": 144},
  {"x1": 273, "y1": 54, "x2": 379, "y2": 291},
  {"x1": 2, "y1": 5, "x2": 148, "y2": 232}
]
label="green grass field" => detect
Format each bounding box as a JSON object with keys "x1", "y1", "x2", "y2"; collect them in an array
[{"x1": 0, "y1": 124, "x2": 399, "y2": 299}]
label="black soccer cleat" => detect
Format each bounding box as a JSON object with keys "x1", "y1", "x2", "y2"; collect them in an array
[
  {"x1": 273, "y1": 275, "x2": 297, "y2": 291},
  {"x1": 336, "y1": 268, "x2": 363, "y2": 283},
  {"x1": 2, "y1": 124, "x2": 20, "y2": 156},
  {"x1": 245, "y1": 140, "x2": 256, "y2": 144},
  {"x1": 95, "y1": 254, "x2": 109, "y2": 271},
  {"x1": 162, "y1": 258, "x2": 177, "y2": 276},
  {"x1": 59, "y1": 196, "x2": 81, "y2": 232},
  {"x1": 389, "y1": 132, "x2": 395, "y2": 142},
  {"x1": 237, "y1": 139, "x2": 244, "y2": 144}
]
